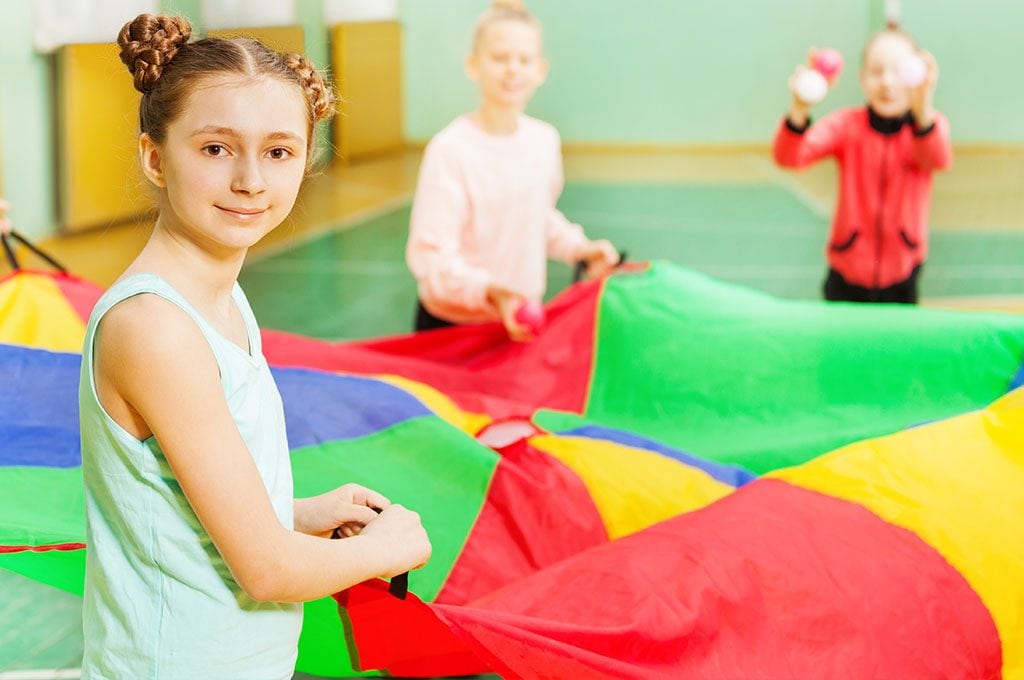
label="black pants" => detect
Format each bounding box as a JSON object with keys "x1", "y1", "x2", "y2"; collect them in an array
[
  {"x1": 414, "y1": 301, "x2": 455, "y2": 332},
  {"x1": 824, "y1": 266, "x2": 921, "y2": 304}
]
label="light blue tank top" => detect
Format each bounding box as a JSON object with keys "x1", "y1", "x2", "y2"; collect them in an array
[{"x1": 79, "y1": 274, "x2": 302, "y2": 679}]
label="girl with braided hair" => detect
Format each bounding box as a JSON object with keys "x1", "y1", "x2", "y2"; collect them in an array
[{"x1": 79, "y1": 14, "x2": 430, "y2": 678}]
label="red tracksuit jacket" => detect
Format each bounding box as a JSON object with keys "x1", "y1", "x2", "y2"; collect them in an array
[{"x1": 773, "y1": 107, "x2": 953, "y2": 289}]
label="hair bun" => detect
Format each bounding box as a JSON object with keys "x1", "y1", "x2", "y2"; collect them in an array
[
  {"x1": 117, "y1": 14, "x2": 192, "y2": 94},
  {"x1": 282, "y1": 52, "x2": 337, "y2": 123},
  {"x1": 492, "y1": 0, "x2": 526, "y2": 11}
]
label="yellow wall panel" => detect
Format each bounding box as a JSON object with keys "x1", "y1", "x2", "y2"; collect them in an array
[
  {"x1": 331, "y1": 22, "x2": 403, "y2": 160},
  {"x1": 56, "y1": 44, "x2": 153, "y2": 232},
  {"x1": 206, "y1": 26, "x2": 305, "y2": 54}
]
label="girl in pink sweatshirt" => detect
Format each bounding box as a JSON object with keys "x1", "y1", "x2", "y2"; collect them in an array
[
  {"x1": 406, "y1": 0, "x2": 619, "y2": 340},
  {"x1": 773, "y1": 23, "x2": 953, "y2": 304}
]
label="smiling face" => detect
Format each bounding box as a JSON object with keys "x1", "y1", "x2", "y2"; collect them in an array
[
  {"x1": 140, "y1": 74, "x2": 309, "y2": 254},
  {"x1": 467, "y1": 18, "x2": 548, "y2": 112},
  {"x1": 860, "y1": 32, "x2": 918, "y2": 118}
]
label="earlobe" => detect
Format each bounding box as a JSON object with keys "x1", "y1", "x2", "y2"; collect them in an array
[
  {"x1": 537, "y1": 58, "x2": 550, "y2": 85},
  {"x1": 138, "y1": 134, "x2": 166, "y2": 188},
  {"x1": 465, "y1": 55, "x2": 479, "y2": 82}
]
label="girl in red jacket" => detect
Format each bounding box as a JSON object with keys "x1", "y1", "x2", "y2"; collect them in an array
[{"x1": 774, "y1": 24, "x2": 953, "y2": 304}]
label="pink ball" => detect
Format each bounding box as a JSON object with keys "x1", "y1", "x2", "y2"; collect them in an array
[
  {"x1": 813, "y1": 48, "x2": 844, "y2": 79},
  {"x1": 514, "y1": 301, "x2": 546, "y2": 335}
]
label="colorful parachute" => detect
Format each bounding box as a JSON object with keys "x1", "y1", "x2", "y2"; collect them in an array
[{"x1": 1, "y1": 263, "x2": 1023, "y2": 678}]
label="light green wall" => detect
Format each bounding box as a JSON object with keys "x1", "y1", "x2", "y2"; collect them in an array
[
  {"x1": 401, "y1": 0, "x2": 1024, "y2": 145},
  {"x1": 296, "y1": 0, "x2": 332, "y2": 162},
  {"x1": 0, "y1": 2, "x2": 56, "y2": 241},
  {"x1": 899, "y1": 0, "x2": 1024, "y2": 143},
  {"x1": 160, "y1": 0, "x2": 203, "y2": 32},
  {"x1": 402, "y1": 0, "x2": 868, "y2": 144}
]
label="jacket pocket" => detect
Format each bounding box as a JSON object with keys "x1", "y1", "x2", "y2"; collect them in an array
[
  {"x1": 829, "y1": 230, "x2": 860, "y2": 253},
  {"x1": 899, "y1": 228, "x2": 920, "y2": 249}
]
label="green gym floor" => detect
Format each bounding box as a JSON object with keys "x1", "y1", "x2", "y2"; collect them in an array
[
  {"x1": 3, "y1": 148, "x2": 1023, "y2": 679},
  {"x1": 238, "y1": 181, "x2": 1024, "y2": 341}
]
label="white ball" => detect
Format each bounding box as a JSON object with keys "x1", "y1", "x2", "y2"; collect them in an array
[
  {"x1": 794, "y1": 70, "x2": 828, "y2": 105},
  {"x1": 898, "y1": 55, "x2": 927, "y2": 88}
]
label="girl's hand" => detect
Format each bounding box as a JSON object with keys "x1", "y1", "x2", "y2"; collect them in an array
[
  {"x1": 294, "y1": 483, "x2": 391, "y2": 539},
  {"x1": 910, "y1": 50, "x2": 938, "y2": 129},
  {"x1": 487, "y1": 285, "x2": 531, "y2": 342},
  {"x1": 0, "y1": 199, "x2": 11, "y2": 235},
  {"x1": 787, "y1": 49, "x2": 836, "y2": 126},
  {"x1": 580, "y1": 239, "x2": 620, "y2": 279},
  {"x1": 359, "y1": 504, "x2": 432, "y2": 577},
  {"x1": 787, "y1": 65, "x2": 814, "y2": 126}
]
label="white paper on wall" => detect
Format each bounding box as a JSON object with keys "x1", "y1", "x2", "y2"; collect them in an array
[
  {"x1": 323, "y1": 0, "x2": 399, "y2": 24},
  {"x1": 201, "y1": 0, "x2": 298, "y2": 29},
  {"x1": 31, "y1": 0, "x2": 158, "y2": 53}
]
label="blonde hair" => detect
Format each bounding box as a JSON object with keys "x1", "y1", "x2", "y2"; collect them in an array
[
  {"x1": 472, "y1": 0, "x2": 542, "y2": 52},
  {"x1": 861, "y1": 20, "x2": 919, "y2": 66},
  {"x1": 117, "y1": 14, "x2": 336, "y2": 161}
]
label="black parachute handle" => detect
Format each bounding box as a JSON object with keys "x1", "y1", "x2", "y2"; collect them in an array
[
  {"x1": 0, "y1": 229, "x2": 68, "y2": 274},
  {"x1": 331, "y1": 507, "x2": 409, "y2": 600},
  {"x1": 573, "y1": 248, "x2": 628, "y2": 283}
]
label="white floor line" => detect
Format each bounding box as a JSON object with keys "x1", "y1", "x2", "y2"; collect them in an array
[
  {"x1": 749, "y1": 154, "x2": 832, "y2": 218},
  {"x1": 566, "y1": 211, "x2": 824, "y2": 237},
  {"x1": 0, "y1": 670, "x2": 82, "y2": 680},
  {"x1": 926, "y1": 293, "x2": 1024, "y2": 305}
]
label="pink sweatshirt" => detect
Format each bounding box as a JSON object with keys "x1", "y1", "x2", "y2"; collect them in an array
[{"x1": 406, "y1": 115, "x2": 591, "y2": 324}]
